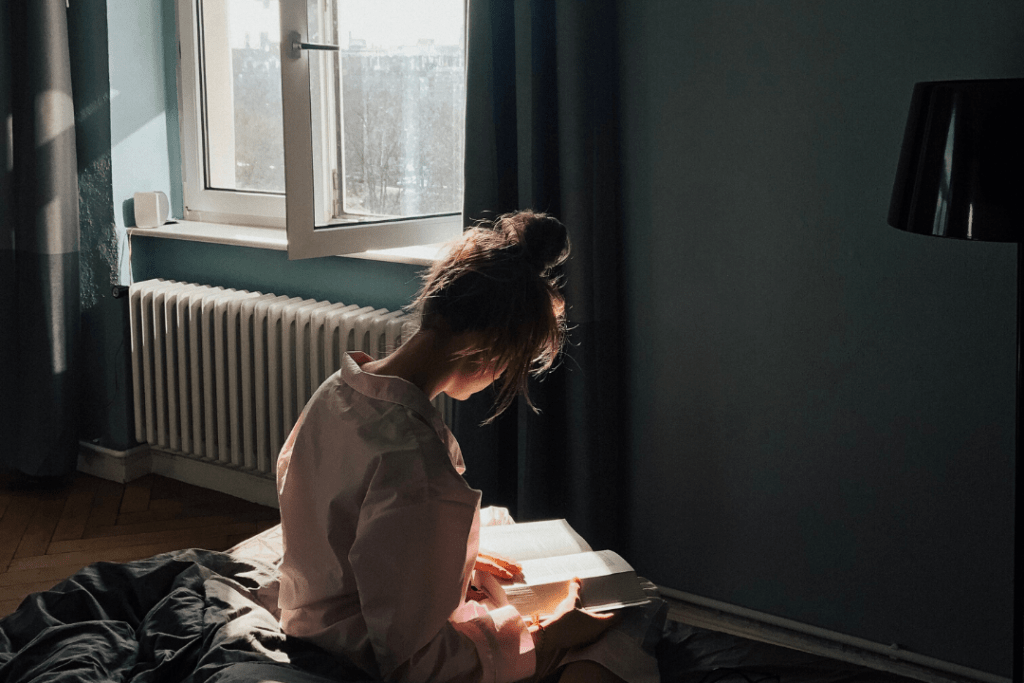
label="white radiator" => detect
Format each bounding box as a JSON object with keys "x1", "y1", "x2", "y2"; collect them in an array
[{"x1": 129, "y1": 279, "x2": 422, "y2": 477}]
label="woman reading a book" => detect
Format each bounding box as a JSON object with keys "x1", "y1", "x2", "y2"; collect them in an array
[{"x1": 275, "y1": 211, "x2": 658, "y2": 683}]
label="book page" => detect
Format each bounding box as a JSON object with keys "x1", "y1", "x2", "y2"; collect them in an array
[
  {"x1": 517, "y1": 549, "x2": 633, "y2": 584},
  {"x1": 501, "y1": 551, "x2": 648, "y2": 615},
  {"x1": 478, "y1": 519, "x2": 592, "y2": 561}
]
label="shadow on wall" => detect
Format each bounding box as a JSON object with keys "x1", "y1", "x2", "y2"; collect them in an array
[{"x1": 121, "y1": 196, "x2": 135, "y2": 229}]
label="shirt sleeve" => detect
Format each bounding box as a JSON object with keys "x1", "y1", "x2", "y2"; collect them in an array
[{"x1": 348, "y1": 451, "x2": 536, "y2": 683}]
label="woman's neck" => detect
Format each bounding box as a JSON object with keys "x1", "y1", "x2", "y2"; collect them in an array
[{"x1": 360, "y1": 329, "x2": 464, "y2": 400}]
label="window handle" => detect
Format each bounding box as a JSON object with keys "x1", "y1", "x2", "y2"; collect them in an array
[{"x1": 289, "y1": 32, "x2": 339, "y2": 58}]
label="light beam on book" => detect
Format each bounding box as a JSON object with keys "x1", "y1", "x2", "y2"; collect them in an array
[{"x1": 479, "y1": 520, "x2": 649, "y2": 617}]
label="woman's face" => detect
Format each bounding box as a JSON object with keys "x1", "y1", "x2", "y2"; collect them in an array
[{"x1": 444, "y1": 355, "x2": 507, "y2": 401}]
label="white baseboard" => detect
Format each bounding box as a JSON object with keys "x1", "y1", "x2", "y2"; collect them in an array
[
  {"x1": 78, "y1": 442, "x2": 279, "y2": 509},
  {"x1": 78, "y1": 441, "x2": 152, "y2": 483},
  {"x1": 659, "y1": 586, "x2": 1005, "y2": 683},
  {"x1": 148, "y1": 448, "x2": 279, "y2": 508}
]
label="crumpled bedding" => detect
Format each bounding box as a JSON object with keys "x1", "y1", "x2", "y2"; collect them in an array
[{"x1": 0, "y1": 543, "x2": 370, "y2": 683}]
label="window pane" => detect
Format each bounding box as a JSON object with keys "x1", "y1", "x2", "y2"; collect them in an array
[
  {"x1": 312, "y1": 0, "x2": 465, "y2": 225},
  {"x1": 201, "y1": 0, "x2": 285, "y2": 194}
]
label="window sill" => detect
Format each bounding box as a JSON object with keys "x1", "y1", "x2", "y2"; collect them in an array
[{"x1": 127, "y1": 220, "x2": 446, "y2": 266}]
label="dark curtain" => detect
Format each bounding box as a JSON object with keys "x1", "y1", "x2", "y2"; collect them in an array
[
  {"x1": 0, "y1": 0, "x2": 81, "y2": 478},
  {"x1": 456, "y1": 0, "x2": 626, "y2": 552}
]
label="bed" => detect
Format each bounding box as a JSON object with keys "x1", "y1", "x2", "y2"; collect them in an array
[{"x1": 0, "y1": 525, "x2": 911, "y2": 683}]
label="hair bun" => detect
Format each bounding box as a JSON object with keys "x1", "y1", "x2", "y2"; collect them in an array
[{"x1": 498, "y1": 211, "x2": 570, "y2": 275}]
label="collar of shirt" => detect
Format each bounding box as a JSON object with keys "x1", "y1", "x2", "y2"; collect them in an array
[{"x1": 341, "y1": 351, "x2": 466, "y2": 475}]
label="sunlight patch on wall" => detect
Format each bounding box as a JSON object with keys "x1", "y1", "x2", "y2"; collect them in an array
[{"x1": 35, "y1": 90, "x2": 75, "y2": 145}]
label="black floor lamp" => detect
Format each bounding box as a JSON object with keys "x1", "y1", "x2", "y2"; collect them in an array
[{"x1": 888, "y1": 77, "x2": 1024, "y2": 682}]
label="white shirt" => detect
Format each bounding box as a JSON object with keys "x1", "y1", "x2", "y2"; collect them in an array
[{"x1": 276, "y1": 352, "x2": 535, "y2": 683}]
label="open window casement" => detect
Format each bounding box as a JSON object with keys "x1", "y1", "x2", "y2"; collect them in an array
[{"x1": 279, "y1": 0, "x2": 466, "y2": 259}]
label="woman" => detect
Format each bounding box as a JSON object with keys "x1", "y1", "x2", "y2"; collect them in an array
[{"x1": 275, "y1": 211, "x2": 654, "y2": 683}]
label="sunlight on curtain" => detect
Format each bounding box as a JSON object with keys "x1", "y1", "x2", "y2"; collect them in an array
[{"x1": 0, "y1": 0, "x2": 81, "y2": 478}]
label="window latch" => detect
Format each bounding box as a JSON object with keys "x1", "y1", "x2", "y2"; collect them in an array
[{"x1": 289, "y1": 32, "x2": 340, "y2": 58}]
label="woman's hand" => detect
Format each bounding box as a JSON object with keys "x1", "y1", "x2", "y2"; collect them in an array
[{"x1": 528, "y1": 579, "x2": 617, "y2": 679}]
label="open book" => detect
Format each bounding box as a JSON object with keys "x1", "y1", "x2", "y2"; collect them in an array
[{"x1": 478, "y1": 519, "x2": 649, "y2": 617}]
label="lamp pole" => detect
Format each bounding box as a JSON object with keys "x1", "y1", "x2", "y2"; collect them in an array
[{"x1": 1015, "y1": 242, "x2": 1023, "y2": 683}]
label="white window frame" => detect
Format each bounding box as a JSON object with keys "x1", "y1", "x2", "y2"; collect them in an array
[{"x1": 175, "y1": 0, "x2": 465, "y2": 259}]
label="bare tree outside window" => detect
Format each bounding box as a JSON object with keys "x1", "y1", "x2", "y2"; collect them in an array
[
  {"x1": 341, "y1": 44, "x2": 465, "y2": 217},
  {"x1": 233, "y1": 34, "x2": 285, "y2": 193}
]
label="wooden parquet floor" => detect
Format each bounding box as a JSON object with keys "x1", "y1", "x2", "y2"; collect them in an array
[{"x1": 0, "y1": 470, "x2": 280, "y2": 619}]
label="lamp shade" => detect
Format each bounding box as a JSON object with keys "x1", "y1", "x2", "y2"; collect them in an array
[{"x1": 888, "y1": 78, "x2": 1024, "y2": 242}]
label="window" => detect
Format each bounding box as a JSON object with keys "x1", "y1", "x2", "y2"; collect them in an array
[{"x1": 176, "y1": 0, "x2": 466, "y2": 258}]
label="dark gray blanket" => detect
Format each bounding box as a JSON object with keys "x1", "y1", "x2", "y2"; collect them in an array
[{"x1": 0, "y1": 549, "x2": 369, "y2": 683}]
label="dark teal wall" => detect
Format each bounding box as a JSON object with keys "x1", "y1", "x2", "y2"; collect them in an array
[
  {"x1": 619, "y1": 0, "x2": 1023, "y2": 676},
  {"x1": 70, "y1": 0, "x2": 134, "y2": 451}
]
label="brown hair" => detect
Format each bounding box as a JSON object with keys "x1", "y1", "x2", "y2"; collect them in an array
[{"x1": 412, "y1": 210, "x2": 570, "y2": 420}]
